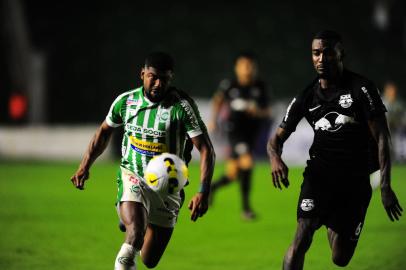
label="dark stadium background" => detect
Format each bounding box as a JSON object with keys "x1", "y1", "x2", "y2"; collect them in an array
[{"x1": 1, "y1": 0, "x2": 405, "y2": 124}]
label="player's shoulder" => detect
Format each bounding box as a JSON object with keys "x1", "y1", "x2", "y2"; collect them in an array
[
  {"x1": 296, "y1": 77, "x2": 318, "y2": 102},
  {"x1": 113, "y1": 87, "x2": 142, "y2": 103},
  {"x1": 343, "y1": 69, "x2": 376, "y2": 92},
  {"x1": 162, "y1": 87, "x2": 198, "y2": 108}
]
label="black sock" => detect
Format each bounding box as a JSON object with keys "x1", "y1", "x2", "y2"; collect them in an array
[
  {"x1": 211, "y1": 175, "x2": 230, "y2": 193},
  {"x1": 239, "y1": 169, "x2": 252, "y2": 211}
]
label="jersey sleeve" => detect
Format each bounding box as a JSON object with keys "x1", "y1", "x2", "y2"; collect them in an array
[
  {"x1": 279, "y1": 94, "x2": 305, "y2": 133},
  {"x1": 105, "y1": 94, "x2": 126, "y2": 127},
  {"x1": 178, "y1": 99, "x2": 207, "y2": 138},
  {"x1": 358, "y1": 82, "x2": 387, "y2": 120}
]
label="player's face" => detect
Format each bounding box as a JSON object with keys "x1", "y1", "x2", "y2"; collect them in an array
[
  {"x1": 235, "y1": 57, "x2": 257, "y2": 85},
  {"x1": 141, "y1": 66, "x2": 173, "y2": 102},
  {"x1": 312, "y1": 39, "x2": 342, "y2": 78}
]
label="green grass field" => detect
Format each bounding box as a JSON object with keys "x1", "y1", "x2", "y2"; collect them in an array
[{"x1": 0, "y1": 161, "x2": 405, "y2": 270}]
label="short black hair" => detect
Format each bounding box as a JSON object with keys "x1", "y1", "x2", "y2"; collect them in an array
[
  {"x1": 235, "y1": 51, "x2": 257, "y2": 63},
  {"x1": 313, "y1": 30, "x2": 343, "y2": 45},
  {"x1": 144, "y1": 52, "x2": 174, "y2": 71}
]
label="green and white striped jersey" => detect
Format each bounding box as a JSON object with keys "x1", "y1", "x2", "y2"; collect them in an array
[{"x1": 106, "y1": 86, "x2": 207, "y2": 177}]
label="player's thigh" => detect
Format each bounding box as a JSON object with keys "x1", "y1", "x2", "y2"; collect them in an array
[
  {"x1": 326, "y1": 181, "x2": 371, "y2": 243},
  {"x1": 238, "y1": 153, "x2": 253, "y2": 170},
  {"x1": 226, "y1": 159, "x2": 239, "y2": 179},
  {"x1": 293, "y1": 218, "x2": 321, "y2": 246},
  {"x1": 327, "y1": 180, "x2": 372, "y2": 262},
  {"x1": 327, "y1": 228, "x2": 358, "y2": 253},
  {"x1": 141, "y1": 223, "x2": 174, "y2": 267},
  {"x1": 119, "y1": 201, "x2": 148, "y2": 229}
]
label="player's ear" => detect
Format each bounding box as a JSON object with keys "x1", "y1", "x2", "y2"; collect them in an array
[
  {"x1": 140, "y1": 68, "x2": 145, "y2": 80},
  {"x1": 335, "y1": 43, "x2": 345, "y2": 61},
  {"x1": 169, "y1": 71, "x2": 174, "y2": 82}
]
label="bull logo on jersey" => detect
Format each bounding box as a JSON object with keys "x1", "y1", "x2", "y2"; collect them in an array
[
  {"x1": 301, "y1": 199, "x2": 314, "y2": 211},
  {"x1": 314, "y1": 112, "x2": 357, "y2": 132},
  {"x1": 339, "y1": 94, "x2": 353, "y2": 108}
]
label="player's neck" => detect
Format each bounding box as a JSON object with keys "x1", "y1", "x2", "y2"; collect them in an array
[
  {"x1": 237, "y1": 77, "x2": 254, "y2": 87},
  {"x1": 319, "y1": 70, "x2": 343, "y2": 90}
]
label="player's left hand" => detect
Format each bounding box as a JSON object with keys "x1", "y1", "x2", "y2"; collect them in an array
[
  {"x1": 381, "y1": 186, "x2": 403, "y2": 221},
  {"x1": 246, "y1": 102, "x2": 259, "y2": 117},
  {"x1": 188, "y1": 192, "x2": 209, "y2": 222}
]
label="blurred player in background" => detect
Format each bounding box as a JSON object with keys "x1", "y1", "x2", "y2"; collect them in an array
[
  {"x1": 382, "y1": 81, "x2": 406, "y2": 162},
  {"x1": 209, "y1": 52, "x2": 271, "y2": 220},
  {"x1": 268, "y1": 30, "x2": 402, "y2": 269},
  {"x1": 71, "y1": 52, "x2": 215, "y2": 270}
]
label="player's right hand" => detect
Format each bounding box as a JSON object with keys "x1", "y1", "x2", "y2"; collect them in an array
[
  {"x1": 188, "y1": 192, "x2": 209, "y2": 222},
  {"x1": 270, "y1": 156, "x2": 289, "y2": 190},
  {"x1": 70, "y1": 168, "x2": 89, "y2": 190}
]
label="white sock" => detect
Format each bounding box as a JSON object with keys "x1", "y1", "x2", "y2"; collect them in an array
[{"x1": 114, "y1": 243, "x2": 138, "y2": 270}]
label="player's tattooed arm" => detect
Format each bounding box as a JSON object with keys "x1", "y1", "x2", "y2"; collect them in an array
[
  {"x1": 267, "y1": 127, "x2": 291, "y2": 190},
  {"x1": 188, "y1": 134, "x2": 216, "y2": 221},
  {"x1": 368, "y1": 115, "x2": 403, "y2": 221},
  {"x1": 71, "y1": 121, "x2": 115, "y2": 190}
]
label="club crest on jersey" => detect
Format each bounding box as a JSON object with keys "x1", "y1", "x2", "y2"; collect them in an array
[
  {"x1": 159, "y1": 110, "x2": 169, "y2": 122},
  {"x1": 301, "y1": 199, "x2": 314, "y2": 211},
  {"x1": 338, "y1": 94, "x2": 353, "y2": 108}
]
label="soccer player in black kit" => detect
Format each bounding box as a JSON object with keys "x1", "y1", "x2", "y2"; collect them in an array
[
  {"x1": 209, "y1": 52, "x2": 270, "y2": 220},
  {"x1": 267, "y1": 30, "x2": 402, "y2": 269}
]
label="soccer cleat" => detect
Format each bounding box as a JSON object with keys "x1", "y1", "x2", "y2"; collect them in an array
[
  {"x1": 241, "y1": 209, "x2": 257, "y2": 221},
  {"x1": 115, "y1": 256, "x2": 136, "y2": 270}
]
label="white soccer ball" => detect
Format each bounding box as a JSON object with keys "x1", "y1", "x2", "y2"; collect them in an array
[{"x1": 144, "y1": 153, "x2": 189, "y2": 196}]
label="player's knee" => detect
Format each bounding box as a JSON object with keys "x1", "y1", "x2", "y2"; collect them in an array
[
  {"x1": 143, "y1": 259, "x2": 159, "y2": 269},
  {"x1": 238, "y1": 154, "x2": 253, "y2": 169},
  {"x1": 292, "y1": 221, "x2": 317, "y2": 252},
  {"x1": 126, "y1": 225, "x2": 145, "y2": 248},
  {"x1": 332, "y1": 248, "x2": 354, "y2": 267},
  {"x1": 292, "y1": 234, "x2": 312, "y2": 253},
  {"x1": 332, "y1": 254, "x2": 352, "y2": 267}
]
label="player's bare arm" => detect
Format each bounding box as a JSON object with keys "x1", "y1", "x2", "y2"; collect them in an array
[
  {"x1": 71, "y1": 121, "x2": 114, "y2": 190},
  {"x1": 247, "y1": 104, "x2": 272, "y2": 118},
  {"x1": 267, "y1": 127, "x2": 291, "y2": 189},
  {"x1": 208, "y1": 91, "x2": 225, "y2": 132},
  {"x1": 368, "y1": 115, "x2": 403, "y2": 221},
  {"x1": 188, "y1": 134, "x2": 216, "y2": 221}
]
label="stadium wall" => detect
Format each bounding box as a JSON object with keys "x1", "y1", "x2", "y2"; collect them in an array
[{"x1": 0, "y1": 99, "x2": 320, "y2": 166}]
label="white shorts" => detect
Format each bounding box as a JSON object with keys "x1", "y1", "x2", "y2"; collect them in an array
[{"x1": 116, "y1": 166, "x2": 182, "y2": 228}]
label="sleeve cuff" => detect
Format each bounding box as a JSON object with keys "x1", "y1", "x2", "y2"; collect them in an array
[
  {"x1": 279, "y1": 122, "x2": 296, "y2": 132},
  {"x1": 106, "y1": 116, "x2": 123, "y2": 128},
  {"x1": 187, "y1": 129, "x2": 203, "y2": 138}
]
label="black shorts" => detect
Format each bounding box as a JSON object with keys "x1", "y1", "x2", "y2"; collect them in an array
[
  {"x1": 227, "y1": 127, "x2": 259, "y2": 158},
  {"x1": 297, "y1": 166, "x2": 372, "y2": 241}
]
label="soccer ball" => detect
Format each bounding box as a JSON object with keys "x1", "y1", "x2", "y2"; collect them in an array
[{"x1": 144, "y1": 153, "x2": 189, "y2": 196}]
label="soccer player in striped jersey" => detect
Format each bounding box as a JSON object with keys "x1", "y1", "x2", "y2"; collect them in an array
[{"x1": 71, "y1": 52, "x2": 215, "y2": 270}]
